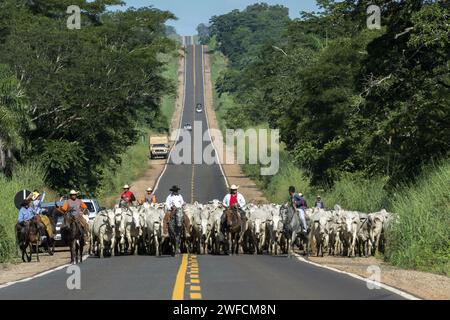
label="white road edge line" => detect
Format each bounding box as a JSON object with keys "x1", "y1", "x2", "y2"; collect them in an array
[
  {"x1": 153, "y1": 39, "x2": 188, "y2": 193},
  {"x1": 201, "y1": 44, "x2": 229, "y2": 189},
  {"x1": 294, "y1": 254, "x2": 421, "y2": 300},
  {"x1": 0, "y1": 254, "x2": 89, "y2": 290}
]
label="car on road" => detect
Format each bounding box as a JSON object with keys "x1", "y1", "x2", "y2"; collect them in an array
[
  {"x1": 184, "y1": 123, "x2": 192, "y2": 131},
  {"x1": 196, "y1": 103, "x2": 203, "y2": 113},
  {"x1": 41, "y1": 198, "x2": 104, "y2": 246}
]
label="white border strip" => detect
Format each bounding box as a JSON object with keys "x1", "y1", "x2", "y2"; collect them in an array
[
  {"x1": 294, "y1": 254, "x2": 421, "y2": 300},
  {"x1": 0, "y1": 254, "x2": 89, "y2": 290},
  {"x1": 201, "y1": 45, "x2": 229, "y2": 189},
  {"x1": 153, "y1": 41, "x2": 188, "y2": 193}
]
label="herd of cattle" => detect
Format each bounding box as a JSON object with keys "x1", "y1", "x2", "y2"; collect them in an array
[{"x1": 89, "y1": 200, "x2": 392, "y2": 258}]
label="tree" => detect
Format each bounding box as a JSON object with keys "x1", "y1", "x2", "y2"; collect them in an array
[
  {"x1": 0, "y1": 1, "x2": 177, "y2": 191},
  {"x1": 196, "y1": 23, "x2": 210, "y2": 45},
  {"x1": 0, "y1": 64, "x2": 32, "y2": 175}
]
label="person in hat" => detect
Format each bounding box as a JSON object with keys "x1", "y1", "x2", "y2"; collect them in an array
[
  {"x1": 17, "y1": 199, "x2": 34, "y2": 225},
  {"x1": 288, "y1": 186, "x2": 308, "y2": 233},
  {"x1": 314, "y1": 196, "x2": 325, "y2": 209},
  {"x1": 60, "y1": 190, "x2": 90, "y2": 233},
  {"x1": 222, "y1": 185, "x2": 246, "y2": 211},
  {"x1": 28, "y1": 189, "x2": 54, "y2": 238},
  {"x1": 220, "y1": 185, "x2": 247, "y2": 233},
  {"x1": 142, "y1": 187, "x2": 157, "y2": 205},
  {"x1": 163, "y1": 185, "x2": 190, "y2": 238},
  {"x1": 120, "y1": 184, "x2": 137, "y2": 206}
]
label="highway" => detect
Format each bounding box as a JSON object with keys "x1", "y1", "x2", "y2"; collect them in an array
[{"x1": 0, "y1": 37, "x2": 405, "y2": 300}]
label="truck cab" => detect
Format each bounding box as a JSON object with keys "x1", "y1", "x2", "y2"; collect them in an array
[{"x1": 149, "y1": 135, "x2": 170, "y2": 159}]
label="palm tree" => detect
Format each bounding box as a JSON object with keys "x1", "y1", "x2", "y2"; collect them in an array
[{"x1": 0, "y1": 64, "x2": 33, "y2": 173}]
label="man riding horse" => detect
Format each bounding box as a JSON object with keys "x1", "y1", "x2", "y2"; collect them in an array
[
  {"x1": 162, "y1": 185, "x2": 191, "y2": 238},
  {"x1": 288, "y1": 186, "x2": 308, "y2": 233},
  {"x1": 220, "y1": 185, "x2": 246, "y2": 233},
  {"x1": 60, "y1": 190, "x2": 90, "y2": 235}
]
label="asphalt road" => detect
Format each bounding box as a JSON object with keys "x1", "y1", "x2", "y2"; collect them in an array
[
  {"x1": 0, "y1": 37, "x2": 406, "y2": 300},
  {"x1": 154, "y1": 36, "x2": 228, "y2": 204}
]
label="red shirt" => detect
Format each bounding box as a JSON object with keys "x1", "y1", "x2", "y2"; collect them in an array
[
  {"x1": 121, "y1": 191, "x2": 135, "y2": 203},
  {"x1": 229, "y1": 194, "x2": 238, "y2": 207}
]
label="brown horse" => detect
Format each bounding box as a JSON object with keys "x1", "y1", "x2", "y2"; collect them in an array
[
  {"x1": 224, "y1": 207, "x2": 242, "y2": 255},
  {"x1": 61, "y1": 215, "x2": 85, "y2": 264},
  {"x1": 16, "y1": 219, "x2": 40, "y2": 262}
]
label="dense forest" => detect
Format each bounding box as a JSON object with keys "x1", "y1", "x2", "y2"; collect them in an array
[
  {"x1": 199, "y1": 0, "x2": 449, "y2": 189},
  {"x1": 0, "y1": 0, "x2": 178, "y2": 193}
]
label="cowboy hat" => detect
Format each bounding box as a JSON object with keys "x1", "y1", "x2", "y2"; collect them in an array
[
  {"x1": 229, "y1": 184, "x2": 239, "y2": 190},
  {"x1": 123, "y1": 184, "x2": 130, "y2": 189},
  {"x1": 146, "y1": 187, "x2": 153, "y2": 192},
  {"x1": 69, "y1": 190, "x2": 79, "y2": 195},
  {"x1": 169, "y1": 185, "x2": 180, "y2": 192}
]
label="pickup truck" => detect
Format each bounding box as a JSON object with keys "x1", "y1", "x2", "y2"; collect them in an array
[{"x1": 149, "y1": 135, "x2": 170, "y2": 159}]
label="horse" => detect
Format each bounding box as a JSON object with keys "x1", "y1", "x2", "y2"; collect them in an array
[
  {"x1": 280, "y1": 203, "x2": 310, "y2": 258},
  {"x1": 16, "y1": 219, "x2": 40, "y2": 262},
  {"x1": 168, "y1": 207, "x2": 184, "y2": 256},
  {"x1": 61, "y1": 214, "x2": 85, "y2": 264},
  {"x1": 224, "y1": 207, "x2": 242, "y2": 255}
]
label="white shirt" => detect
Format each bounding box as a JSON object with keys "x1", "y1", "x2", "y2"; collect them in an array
[
  {"x1": 223, "y1": 192, "x2": 246, "y2": 209},
  {"x1": 165, "y1": 193, "x2": 185, "y2": 210}
]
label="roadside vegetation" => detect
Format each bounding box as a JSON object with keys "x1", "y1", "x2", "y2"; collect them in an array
[
  {"x1": 0, "y1": 1, "x2": 181, "y2": 263},
  {"x1": 0, "y1": 164, "x2": 55, "y2": 263},
  {"x1": 205, "y1": 1, "x2": 449, "y2": 275}
]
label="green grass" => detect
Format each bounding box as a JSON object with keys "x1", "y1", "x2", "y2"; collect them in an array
[
  {"x1": 0, "y1": 163, "x2": 52, "y2": 263},
  {"x1": 210, "y1": 49, "x2": 235, "y2": 132},
  {"x1": 386, "y1": 160, "x2": 450, "y2": 276},
  {"x1": 159, "y1": 52, "x2": 180, "y2": 129}
]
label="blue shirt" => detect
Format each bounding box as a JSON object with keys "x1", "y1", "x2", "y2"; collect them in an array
[
  {"x1": 18, "y1": 207, "x2": 34, "y2": 223},
  {"x1": 31, "y1": 192, "x2": 46, "y2": 214}
]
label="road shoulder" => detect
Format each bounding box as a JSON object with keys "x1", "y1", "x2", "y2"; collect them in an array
[{"x1": 307, "y1": 255, "x2": 450, "y2": 300}]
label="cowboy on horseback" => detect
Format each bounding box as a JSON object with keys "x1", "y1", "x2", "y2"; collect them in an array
[
  {"x1": 288, "y1": 186, "x2": 308, "y2": 233},
  {"x1": 16, "y1": 199, "x2": 41, "y2": 262},
  {"x1": 17, "y1": 199, "x2": 34, "y2": 226},
  {"x1": 29, "y1": 190, "x2": 54, "y2": 240},
  {"x1": 60, "y1": 190, "x2": 90, "y2": 235},
  {"x1": 221, "y1": 185, "x2": 246, "y2": 233},
  {"x1": 163, "y1": 185, "x2": 191, "y2": 238},
  {"x1": 120, "y1": 184, "x2": 138, "y2": 207}
]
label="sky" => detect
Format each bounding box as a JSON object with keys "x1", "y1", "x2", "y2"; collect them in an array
[{"x1": 109, "y1": 0, "x2": 319, "y2": 35}]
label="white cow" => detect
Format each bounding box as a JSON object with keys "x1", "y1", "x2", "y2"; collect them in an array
[
  {"x1": 144, "y1": 203, "x2": 164, "y2": 256},
  {"x1": 340, "y1": 210, "x2": 360, "y2": 257},
  {"x1": 90, "y1": 209, "x2": 116, "y2": 258},
  {"x1": 310, "y1": 209, "x2": 331, "y2": 257},
  {"x1": 268, "y1": 210, "x2": 284, "y2": 255},
  {"x1": 368, "y1": 210, "x2": 386, "y2": 255}
]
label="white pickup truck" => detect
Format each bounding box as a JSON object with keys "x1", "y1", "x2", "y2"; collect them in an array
[{"x1": 149, "y1": 135, "x2": 170, "y2": 159}]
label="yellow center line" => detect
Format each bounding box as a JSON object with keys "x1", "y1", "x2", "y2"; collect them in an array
[{"x1": 172, "y1": 254, "x2": 189, "y2": 300}]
